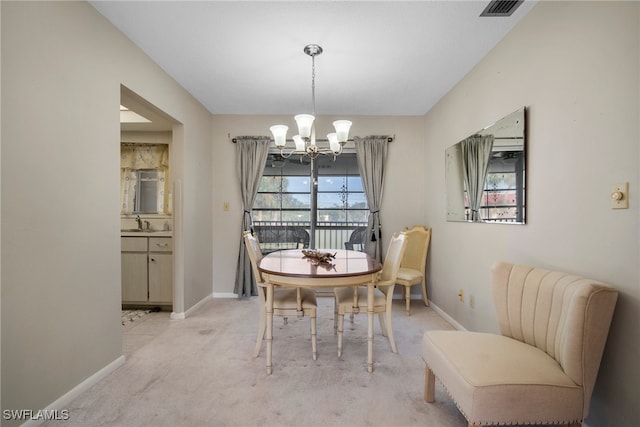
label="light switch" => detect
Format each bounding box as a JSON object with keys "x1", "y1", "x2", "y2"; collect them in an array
[
  {"x1": 223, "y1": 201, "x2": 230, "y2": 211},
  {"x1": 611, "y1": 182, "x2": 629, "y2": 209}
]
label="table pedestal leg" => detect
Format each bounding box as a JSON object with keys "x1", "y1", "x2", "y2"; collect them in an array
[
  {"x1": 266, "y1": 283, "x2": 274, "y2": 375},
  {"x1": 367, "y1": 282, "x2": 374, "y2": 373}
]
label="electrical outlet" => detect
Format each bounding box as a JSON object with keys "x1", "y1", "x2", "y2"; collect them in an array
[
  {"x1": 458, "y1": 289, "x2": 464, "y2": 302},
  {"x1": 469, "y1": 294, "x2": 475, "y2": 309}
]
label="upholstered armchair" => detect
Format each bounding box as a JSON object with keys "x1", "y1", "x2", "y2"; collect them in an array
[{"x1": 422, "y1": 262, "x2": 618, "y2": 427}]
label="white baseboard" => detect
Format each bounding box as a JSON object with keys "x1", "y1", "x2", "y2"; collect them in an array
[
  {"x1": 171, "y1": 293, "x2": 213, "y2": 320},
  {"x1": 390, "y1": 295, "x2": 467, "y2": 331},
  {"x1": 21, "y1": 355, "x2": 125, "y2": 427},
  {"x1": 428, "y1": 302, "x2": 467, "y2": 331},
  {"x1": 212, "y1": 292, "x2": 238, "y2": 298}
]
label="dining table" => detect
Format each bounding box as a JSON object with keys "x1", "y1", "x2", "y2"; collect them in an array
[{"x1": 258, "y1": 248, "x2": 383, "y2": 374}]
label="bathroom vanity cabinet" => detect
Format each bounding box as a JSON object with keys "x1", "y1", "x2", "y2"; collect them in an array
[{"x1": 121, "y1": 236, "x2": 173, "y2": 306}]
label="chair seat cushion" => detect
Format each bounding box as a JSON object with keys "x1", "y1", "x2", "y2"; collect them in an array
[
  {"x1": 272, "y1": 288, "x2": 317, "y2": 309},
  {"x1": 334, "y1": 286, "x2": 385, "y2": 311},
  {"x1": 422, "y1": 330, "x2": 583, "y2": 425},
  {"x1": 396, "y1": 267, "x2": 422, "y2": 283}
]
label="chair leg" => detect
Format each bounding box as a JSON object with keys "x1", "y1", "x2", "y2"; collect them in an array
[
  {"x1": 405, "y1": 285, "x2": 411, "y2": 315},
  {"x1": 424, "y1": 366, "x2": 435, "y2": 402},
  {"x1": 333, "y1": 297, "x2": 338, "y2": 334},
  {"x1": 421, "y1": 277, "x2": 429, "y2": 307},
  {"x1": 253, "y1": 311, "x2": 266, "y2": 358},
  {"x1": 337, "y1": 313, "x2": 345, "y2": 358},
  {"x1": 311, "y1": 314, "x2": 317, "y2": 361},
  {"x1": 378, "y1": 312, "x2": 388, "y2": 337},
  {"x1": 385, "y1": 309, "x2": 397, "y2": 353}
]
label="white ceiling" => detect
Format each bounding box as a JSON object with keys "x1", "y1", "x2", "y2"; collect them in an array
[{"x1": 92, "y1": 0, "x2": 536, "y2": 117}]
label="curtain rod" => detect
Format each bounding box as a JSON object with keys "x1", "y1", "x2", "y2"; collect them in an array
[{"x1": 230, "y1": 136, "x2": 394, "y2": 143}]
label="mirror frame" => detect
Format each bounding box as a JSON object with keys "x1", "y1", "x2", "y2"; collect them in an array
[{"x1": 446, "y1": 107, "x2": 526, "y2": 224}]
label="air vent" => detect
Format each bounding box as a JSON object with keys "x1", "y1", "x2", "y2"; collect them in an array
[{"x1": 480, "y1": 0, "x2": 524, "y2": 17}]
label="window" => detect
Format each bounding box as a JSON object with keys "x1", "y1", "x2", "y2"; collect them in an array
[
  {"x1": 317, "y1": 172, "x2": 368, "y2": 225},
  {"x1": 253, "y1": 152, "x2": 368, "y2": 249},
  {"x1": 134, "y1": 170, "x2": 159, "y2": 213},
  {"x1": 466, "y1": 150, "x2": 525, "y2": 222},
  {"x1": 120, "y1": 143, "x2": 169, "y2": 215}
]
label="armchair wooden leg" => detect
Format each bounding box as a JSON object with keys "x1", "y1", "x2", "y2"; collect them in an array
[{"x1": 424, "y1": 366, "x2": 435, "y2": 403}]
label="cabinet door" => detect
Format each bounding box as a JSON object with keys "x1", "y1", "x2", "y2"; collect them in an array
[
  {"x1": 122, "y1": 252, "x2": 148, "y2": 302},
  {"x1": 148, "y1": 253, "x2": 172, "y2": 303}
]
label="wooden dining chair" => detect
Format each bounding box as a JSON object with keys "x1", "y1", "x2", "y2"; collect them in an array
[
  {"x1": 243, "y1": 231, "x2": 318, "y2": 360},
  {"x1": 334, "y1": 232, "x2": 407, "y2": 356},
  {"x1": 396, "y1": 225, "x2": 431, "y2": 315}
]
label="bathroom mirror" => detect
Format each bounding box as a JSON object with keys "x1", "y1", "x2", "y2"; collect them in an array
[
  {"x1": 133, "y1": 170, "x2": 160, "y2": 213},
  {"x1": 446, "y1": 107, "x2": 526, "y2": 224},
  {"x1": 120, "y1": 143, "x2": 170, "y2": 215}
]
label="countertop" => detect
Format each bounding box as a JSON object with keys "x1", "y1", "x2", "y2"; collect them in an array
[{"x1": 121, "y1": 230, "x2": 173, "y2": 237}]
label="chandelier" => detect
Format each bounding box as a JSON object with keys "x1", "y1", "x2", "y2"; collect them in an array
[{"x1": 269, "y1": 44, "x2": 352, "y2": 159}]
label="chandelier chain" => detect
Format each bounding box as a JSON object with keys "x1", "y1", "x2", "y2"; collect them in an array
[{"x1": 311, "y1": 54, "x2": 316, "y2": 116}]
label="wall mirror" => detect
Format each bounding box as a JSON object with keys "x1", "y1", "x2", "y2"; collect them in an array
[
  {"x1": 446, "y1": 107, "x2": 526, "y2": 224},
  {"x1": 120, "y1": 143, "x2": 170, "y2": 215}
]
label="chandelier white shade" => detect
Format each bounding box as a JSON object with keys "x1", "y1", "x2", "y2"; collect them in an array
[
  {"x1": 294, "y1": 114, "x2": 314, "y2": 139},
  {"x1": 270, "y1": 44, "x2": 352, "y2": 159}
]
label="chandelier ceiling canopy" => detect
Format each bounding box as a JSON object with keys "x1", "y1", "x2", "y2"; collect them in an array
[{"x1": 270, "y1": 44, "x2": 352, "y2": 160}]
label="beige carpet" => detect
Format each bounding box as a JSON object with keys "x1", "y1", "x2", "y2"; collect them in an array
[{"x1": 43, "y1": 297, "x2": 470, "y2": 427}]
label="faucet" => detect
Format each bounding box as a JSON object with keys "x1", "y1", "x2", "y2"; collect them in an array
[{"x1": 136, "y1": 215, "x2": 143, "y2": 230}]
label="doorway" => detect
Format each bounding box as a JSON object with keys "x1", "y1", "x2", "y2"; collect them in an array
[{"x1": 120, "y1": 85, "x2": 182, "y2": 337}]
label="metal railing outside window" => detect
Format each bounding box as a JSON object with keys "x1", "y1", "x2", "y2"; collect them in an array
[{"x1": 253, "y1": 152, "x2": 369, "y2": 250}]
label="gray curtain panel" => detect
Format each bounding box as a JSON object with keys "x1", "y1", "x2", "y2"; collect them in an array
[
  {"x1": 461, "y1": 134, "x2": 494, "y2": 222},
  {"x1": 234, "y1": 137, "x2": 270, "y2": 297},
  {"x1": 354, "y1": 136, "x2": 389, "y2": 262}
]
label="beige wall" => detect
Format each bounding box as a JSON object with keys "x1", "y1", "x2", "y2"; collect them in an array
[
  {"x1": 423, "y1": 2, "x2": 639, "y2": 425},
  {"x1": 1, "y1": 1, "x2": 212, "y2": 421},
  {"x1": 210, "y1": 115, "x2": 426, "y2": 295}
]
